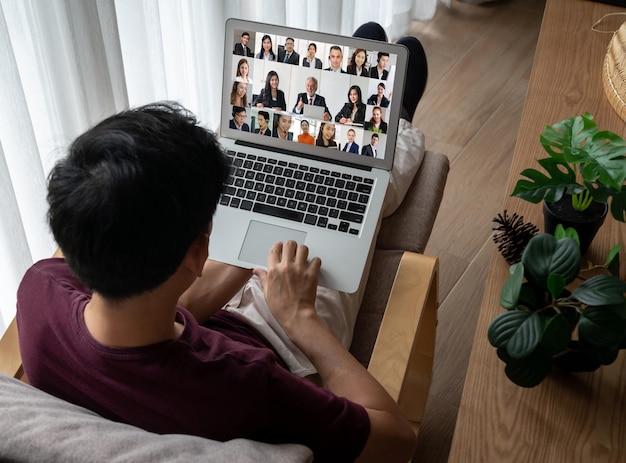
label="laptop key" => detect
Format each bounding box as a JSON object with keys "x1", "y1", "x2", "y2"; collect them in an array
[
  {"x1": 339, "y1": 211, "x2": 364, "y2": 223},
  {"x1": 304, "y1": 214, "x2": 317, "y2": 225},
  {"x1": 339, "y1": 221, "x2": 350, "y2": 232},
  {"x1": 349, "y1": 229, "x2": 359, "y2": 235},
  {"x1": 253, "y1": 203, "x2": 304, "y2": 223},
  {"x1": 356, "y1": 183, "x2": 372, "y2": 193},
  {"x1": 347, "y1": 202, "x2": 366, "y2": 214},
  {"x1": 317, "y1": 217, "x2": 328, "y2": 228},
  {"x1": 241, "y1": 200, "x2": 253, "y2": 211}
]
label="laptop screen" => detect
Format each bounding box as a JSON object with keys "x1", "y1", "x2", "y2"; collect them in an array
[{"x1": 222, "y1": 19, "x2": 408, "y2": 172}]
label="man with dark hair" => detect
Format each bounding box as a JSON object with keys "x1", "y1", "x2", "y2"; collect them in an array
[
  {"x1": 370, "y1": 51, "x2": 390, "y2": 80},
  {"x1": 233, "y1": 31, "x2": 253, "y2": 56},
  {"x1": 229, "y1": 106, "x2": 250, "y2": 131},
  {"x1": 324, "y1": 45, "x2": 345, "y2": 72},
  {"x1": 362, "y1": 132, "x2": 380, "y2": 157},
  {"x1": 302, "y1": 42, "x2": 322, "y2": 68},
  {"x1": 16, "y1": 101, "x2": 417, "y2": 462},
  {"x1": 277, "y1": 37, "x2": 299, "y2": 64}
]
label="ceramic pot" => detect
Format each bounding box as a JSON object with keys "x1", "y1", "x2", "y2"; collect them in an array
[{"x1": 543, "y1": 197, "x2": 608, "y2": 255}]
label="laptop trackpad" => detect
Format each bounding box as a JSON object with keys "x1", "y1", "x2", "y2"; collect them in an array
[{"x1": 239, "y1": 220, "x2": 307, "y2": 267}]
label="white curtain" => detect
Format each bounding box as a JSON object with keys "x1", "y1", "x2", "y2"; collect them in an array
[{"x1": 0, "y1": 0, "x2": 437, "y2": 335}]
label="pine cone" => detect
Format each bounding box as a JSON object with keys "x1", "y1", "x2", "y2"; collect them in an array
[{"x1": 492, "y1": 211, "x2": 539, "y2": 264}]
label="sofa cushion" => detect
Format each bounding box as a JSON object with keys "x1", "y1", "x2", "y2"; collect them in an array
[{"x1": 0, "y1": 373, "x2": 313, "y2": 463}]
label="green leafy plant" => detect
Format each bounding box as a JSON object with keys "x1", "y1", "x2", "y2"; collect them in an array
[
  {"x1": 511, "y1": 113, "x2": 626, "y2": 222},
  {"x1": 487, "y1": 226, "x2": 626, "y2": 387}
]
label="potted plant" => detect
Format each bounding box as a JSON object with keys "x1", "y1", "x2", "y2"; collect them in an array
[
  {"x1": 487, "y1": 226, "x2": 626, "y2": 388},
  {"x1": 511, "y1": 113, "x2": 626, "y2": 253}
]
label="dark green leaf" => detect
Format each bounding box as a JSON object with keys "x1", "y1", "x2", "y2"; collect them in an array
[
  {"x1": 506, "y1": 312, "x2": 543, "y2": 359},
  {"x1": 522, "y1": 234, "x2": 580, "y2": 288},
  {"x1": 609, "y1": 186, "x2": 626, "y2": 223},
  {"x1": 547, "y1": 274, "x2": 566, "y2": 300},
  {"x1": 488, "y1": 311, "x2": 533, "y2": 348},
  {"x1": 539, "y1": 314, "x2": 571, "y2": 355},
  {"x1": 579, "y1": 306, "x2": 626, "y2": 350},
  {"x1": 500, "y1": 263, "x2": 524, "y2": 310},
  {"x1": 511, "y1": 158, "x2": 577, "y2": 203},
  {"x1": 503, "y1": 349, "x2": 553, "y2": 388},
  {"x1": 572, "y1": 274, "x2": 626, "y2": 306},
  {"x1": 606, "y1": 245, "x2": 621, "y2": 276}
]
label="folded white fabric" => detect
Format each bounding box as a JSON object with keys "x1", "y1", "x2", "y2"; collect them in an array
[{"x1": 223, "y1": 122, "x2": 426, "y2": 376}]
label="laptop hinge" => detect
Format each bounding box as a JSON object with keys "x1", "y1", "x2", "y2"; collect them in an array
[{"x1": 234, "y1": 139, "x2": 373, "y2": 172}]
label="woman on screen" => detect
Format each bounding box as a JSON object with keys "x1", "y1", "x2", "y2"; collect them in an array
[
  {"x1": 315, "y1": 122, "x2": 337, "y2": 148},
  {"x1": 272, "y1": 113, "x2": 293, "y2": 140},
  {"x1": 335, "y1": 85, "x2": 366, "y2": 124},
  {"x1": 364, "y1": 106, "x2": 387, "y2": 134},
  {"x1": 254, "y1": 71, "x2": 286, "y2": 111},
  {"x1": 235, "y1": 58, "x2": 251, "y2": 83},
  {"x1": 297, "y1": 119, "x2": 315, "y2": 145},
  {"x1": 346, "y1": 48, "x2": 369, "y2": 77},
  {"x1": 230, "y1": 81, "x2": 248, "y2": 107},
  {"x1": 256, "y1": 34, "x2": 276, "y2": 61}
]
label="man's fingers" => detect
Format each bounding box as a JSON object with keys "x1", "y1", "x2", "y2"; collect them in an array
[
  {"x1": 252, "y1": 267, "x2": 267, "y2": 284},
  {"x1": 267, "y1": 241, "x2": 283, "y2": 267}
]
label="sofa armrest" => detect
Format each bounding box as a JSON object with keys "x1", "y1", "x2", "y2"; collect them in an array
[
  {"x1": 367, "y1": 252, "x2": 438, "y2": 429},
  {"x1": 0, "y1": 317, "x2": 24, "y2": 380}
]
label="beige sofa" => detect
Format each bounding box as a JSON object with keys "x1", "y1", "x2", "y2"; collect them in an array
[{"x1": 0, "y1": 148, "x2": 449, "y2": 462}]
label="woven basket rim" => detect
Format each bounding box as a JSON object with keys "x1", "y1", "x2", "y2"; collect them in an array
[{"x1": 603, "y1": 20, "x2": 626, "y2": 122}]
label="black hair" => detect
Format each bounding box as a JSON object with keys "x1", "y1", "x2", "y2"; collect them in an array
[
  {"x1": 377, "y1": 51, "x2": 389, "y2": 63},
  {"x1": 262, "y1": 70, "x2": 280, "y2": 96},
  {"x1": 257, "y1": 110, "x2": 270, "y2": 121},
  {"x1": 232, "y1": 105, "x2": 246, "y2": 117},
  {"x1": 347, "y1": 85, "x2": 363, "y2": 104},
  {"x1": 371, "y1": 133, "x2": 379, "y2": 140},
  {"x1": 241, "y1": 32, "x2": 249, "y2": 38},
  {"x1": 308, "y1": 43, "x2": 317, "y2": 51},
  {"x1": 258, "y1": 34, "x2": 276, "y2": 60},
  {"x1": 47, "y1": 101, "x2": 229, "y2": 300}
]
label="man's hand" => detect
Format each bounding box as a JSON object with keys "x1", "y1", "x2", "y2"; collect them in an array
[{"x1": 253, "y1": 241, "x2": 321, "y2": 331}]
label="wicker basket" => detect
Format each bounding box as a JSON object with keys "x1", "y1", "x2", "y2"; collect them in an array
[{"x1": 603, "y1": 20, "x2": 626, "y2": 121}]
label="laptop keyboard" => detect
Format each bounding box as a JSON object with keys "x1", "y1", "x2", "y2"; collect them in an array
[{"x1": 220, "y1": 150, "x2": 374, "y2": 235}]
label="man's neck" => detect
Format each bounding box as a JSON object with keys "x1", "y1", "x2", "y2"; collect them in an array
[{"x1": 84, "y1": 286, "x2": 183, "y2": 348}]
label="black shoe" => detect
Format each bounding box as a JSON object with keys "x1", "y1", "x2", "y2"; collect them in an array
[
  {"x1": 352, "y1": 22, "x2": 388, "y2": 42},
  {"x1": 396, "y1": 36, "x2": 428, "y2": 119}
]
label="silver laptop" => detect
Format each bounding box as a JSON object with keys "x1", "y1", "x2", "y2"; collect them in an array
[{"x1": 210, "y1": 18, "x2": 408, "y2": 293}]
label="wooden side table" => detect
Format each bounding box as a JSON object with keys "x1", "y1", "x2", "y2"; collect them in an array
[{"x1": 448, "y1": 0, "x2": 626, "y2": 461}]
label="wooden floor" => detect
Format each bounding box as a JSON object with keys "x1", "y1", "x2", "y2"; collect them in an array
[{"x1": 404, "y1": 1, "x2": 547, "y2": 461}]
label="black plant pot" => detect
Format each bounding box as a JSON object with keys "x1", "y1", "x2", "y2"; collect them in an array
[{"x1": 543, "y1": 197, "x2": 608, "y2": 254}]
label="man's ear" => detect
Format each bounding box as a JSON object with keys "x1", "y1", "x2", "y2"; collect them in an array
[{"x1": 182, "y1": 226, "x2": 210, "y2": 278}]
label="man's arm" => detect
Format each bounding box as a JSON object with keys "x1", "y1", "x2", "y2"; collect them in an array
[
  {"x1": 178, "y1": 260, "x2": 252, "y2": 323},
  {"x1": 254, "y1": 241, "x2": 417, "y2": 463}
]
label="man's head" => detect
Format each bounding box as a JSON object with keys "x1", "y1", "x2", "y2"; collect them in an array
[
  {"x1": 347, "y1": 128, "x2": 355, "y2": 142},
  {"x1": 305, "y1": 77, "x2": 318, "y2": 96},
  {"x1": 328, "y1": 46, "x2": 343, "y2": 70},
  {"x1": 307, "y1": 43, "x2": 317, "y2": 57},
  {"x1": 47, "y1": 102, "x2": 229, "y2": 300},
  {"x1": 241, "y1": 32, "x2": 249, "y2": 46},
  {"x1": 285, "y1": 37, "x2": 295, "y2": 53},
  {"x1": 233, "y1": 106, "x2": 247, "y2": 126},
  {"x1": 377, "y1": 52, "x2": 389, "y2": 69},
  {"x1": 257, "y1": 110, "x2": 270, "y2": 129},
  {"x1": 371, "y1": 133, "x2": 379, "y2": 145}
]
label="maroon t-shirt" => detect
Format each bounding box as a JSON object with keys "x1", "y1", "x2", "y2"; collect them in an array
[{"x1": 17, "y1": 258, "x2": 369, "y2": 462}]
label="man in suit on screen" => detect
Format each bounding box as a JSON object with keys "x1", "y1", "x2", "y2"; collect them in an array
[{"x1": 233, "y1": 32, "x2": 253, "y2": 57}]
